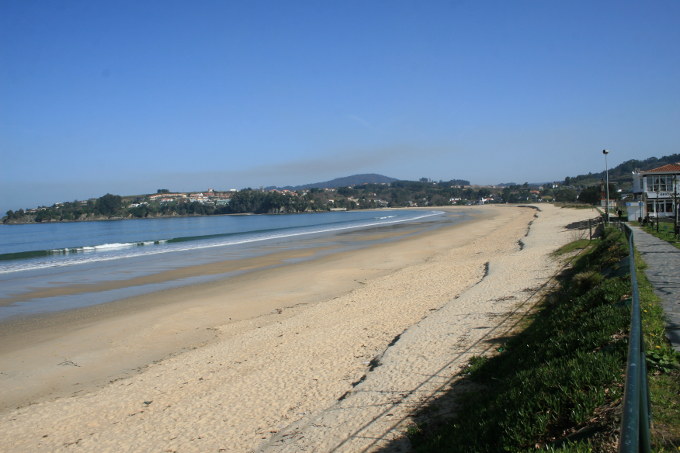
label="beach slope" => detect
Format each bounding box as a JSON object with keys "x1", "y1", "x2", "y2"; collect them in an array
[{"x1": 0, "y1": 205, "x2": 596, "y2": 452}]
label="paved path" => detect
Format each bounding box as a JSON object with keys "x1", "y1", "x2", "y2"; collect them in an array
[{"x1": 630, "y1": 226, "x2": 680, "y2": 352}]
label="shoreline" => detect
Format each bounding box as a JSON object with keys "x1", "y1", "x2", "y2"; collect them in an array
[
  {"x1": 0, "y1": 221, "x2": 432, "y2": 307},
  {"x1": 0, "y1": 207, "x2": 395, "y2": 226},
  {"x1": 0, "y1": 207, "x2": 487, "y2": 412},
  {"x1": 0, "y1": 205, "x2": 597, "y2": 452},
  {"x1": 0, "y1": 208, "x2": 312, "y2": 225}
]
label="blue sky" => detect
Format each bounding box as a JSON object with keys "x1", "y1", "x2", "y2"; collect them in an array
[{"x1": 2, "y1": 0, "x2": 680, "y2": 213}]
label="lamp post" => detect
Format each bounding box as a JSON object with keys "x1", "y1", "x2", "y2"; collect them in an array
[
  {"x1": 603, "y1": 149, "x2": 610, "y2": 223},
  {"x1": 675, "y1": 174, "x2": 678, "y2": 238}
]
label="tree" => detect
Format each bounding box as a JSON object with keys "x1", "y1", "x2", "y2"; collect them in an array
[
  {"x1": 430, "y1": 194, "x2": 449, "y2": 206},
  {"x1": 554, "y1": 187, "x2": 578, "y2": 202},
  {"x1": 95, "y1": 194, "x2": 123, "y2": 217},
  {"x1": 478, "y1": 188, "x2": 492, "y2": 198},
  {"x1": 577, "y1": 186, "x2": 602, "y2": 205},
  {"x1": 578, "y1": 183, "x2": 619, "y2": 205},
  {"x1": 337, "y1": 187, "x2": 353, "y2": 197}
]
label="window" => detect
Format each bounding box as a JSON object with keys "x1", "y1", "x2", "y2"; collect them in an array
[
  {"x1": 647, "y1": 175, "x2": 676, "y2": 192},
  {"x1": 647, "y1": 200, "x2": 676, "y2": 214}
]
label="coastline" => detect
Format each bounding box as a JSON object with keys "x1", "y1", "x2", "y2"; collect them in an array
[
  {"x1": 0, "y1": 205, "x2": 597, "y2": 452},
  {"x1": 0, "y1": 207, "x2": 484, "y2": 411},
  {"x1": 1, "y1": 210, "x2": 290, "y2": 225}
]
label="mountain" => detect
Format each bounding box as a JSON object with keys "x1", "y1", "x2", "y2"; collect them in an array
[{"x1": 277, "y1": 174, "x2": 399, "y2": 190}]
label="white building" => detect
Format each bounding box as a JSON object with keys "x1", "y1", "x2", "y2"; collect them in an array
[{"x1": 629, "y1": 163, "x2": 680, "y2": 221}]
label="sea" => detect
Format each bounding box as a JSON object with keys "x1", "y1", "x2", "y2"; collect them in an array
[{"x1": 0, "y1": 209, "x2": 470, "y2": 321}]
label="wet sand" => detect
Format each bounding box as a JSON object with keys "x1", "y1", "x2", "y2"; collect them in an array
[{"x1": 0, "y1": 205, "x2": 597, "y2": 452}]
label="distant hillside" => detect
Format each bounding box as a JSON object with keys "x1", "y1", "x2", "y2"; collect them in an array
[
  {"x1": 565, "y1": 153, "x2": 680, "y2": 189},
  {"x1": 279, "y1": 174, "x2": 399, "y2": 190}
]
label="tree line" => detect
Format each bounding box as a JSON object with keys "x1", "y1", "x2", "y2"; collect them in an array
[{"x1": 3, "y1": 179, "x2": 619, "y2": 224}]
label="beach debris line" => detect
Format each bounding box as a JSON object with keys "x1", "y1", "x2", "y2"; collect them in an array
[{"x1": 57, "y1": 360, "x2": 80, "y2": 367}]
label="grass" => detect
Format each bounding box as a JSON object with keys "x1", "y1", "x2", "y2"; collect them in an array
[
  {"x1": 634, "y1": 249, "x2": 680, "y2": 451},
  {"x1": 407, "y1": 227, "x2": 680, "y2": 452},
  {"x1": 551, "y1": 239, "x2": 591, "y2": 258},
  {"x1": 634, "y1": 220, "x2": 680, "y2": 450},
  {"x1": 554, "y1": 203, "x2": 598, "y2": 210},
  {"x1": 639, "y1": 219, "x2": 680, "y2": 249}
]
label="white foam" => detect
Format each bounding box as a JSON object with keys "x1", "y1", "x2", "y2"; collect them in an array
[{"x1": 0, "y1": 211, "x2": 445, "y2": 274}]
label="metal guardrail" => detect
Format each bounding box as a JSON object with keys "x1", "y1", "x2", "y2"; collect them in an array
[{"x1": 618, "y1": 223, "x2": 652, "y2": 453}]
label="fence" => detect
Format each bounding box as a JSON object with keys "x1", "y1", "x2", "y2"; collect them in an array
[{"x1": 618, "y1": 223, "x2": 652, "y2": 453}]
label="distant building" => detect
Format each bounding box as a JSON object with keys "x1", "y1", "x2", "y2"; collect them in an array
[
  {"x1": 629, "y1": 163, "x2": 680, "y2": 220},
  {"x1": 148, "y1": 193, "x2": 187, "y2": 201}
]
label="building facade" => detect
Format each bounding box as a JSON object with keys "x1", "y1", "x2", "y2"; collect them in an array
[{"x1": 630, "y1": 163, "x2": 680, "y2": 221}]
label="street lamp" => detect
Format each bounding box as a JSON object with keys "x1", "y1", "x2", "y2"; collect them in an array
[
  {"x1": 675, "y1": 174, "x2": 678, "y2": 237},
  {"x1": 603, "y1": 149, "x2": 610, "y2": 223}
]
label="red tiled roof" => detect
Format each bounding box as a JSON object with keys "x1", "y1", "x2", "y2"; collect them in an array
[{"x1": 643, "y1": 163, "x2": 680, "y2": 173}]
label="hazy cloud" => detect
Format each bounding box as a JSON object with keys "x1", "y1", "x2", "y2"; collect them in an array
[
  {"x1": 346, "y1": 114, "x2": 372, "y2": 128},
  {"x1": 0, "y1": 144, "x2": 459, "y2": 213},
  {"x1": 223, "y1": 143, "x2": 453, "y2": 184}
]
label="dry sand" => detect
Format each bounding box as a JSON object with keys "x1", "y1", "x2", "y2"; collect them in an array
[{"x1": 0, "y1": 205, "x2": 597, "y2": 452}]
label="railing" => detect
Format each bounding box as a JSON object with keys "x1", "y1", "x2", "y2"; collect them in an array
[{"x1": 618, "y1": 223, "x2": 652, "y2": 453}]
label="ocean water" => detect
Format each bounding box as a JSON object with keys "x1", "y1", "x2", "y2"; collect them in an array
[{"x1": 0, "y1": 210, "x2": 466, "y2": 320}]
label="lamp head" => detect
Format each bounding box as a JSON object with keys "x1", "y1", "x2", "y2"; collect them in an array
[{"x1": 602, "y1": 149, "x2": 609, "y2": 155}]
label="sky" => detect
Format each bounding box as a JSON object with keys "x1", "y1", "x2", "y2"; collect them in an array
[{"x1": 2, "y1": 0, "x2": 680, "y2": 213}]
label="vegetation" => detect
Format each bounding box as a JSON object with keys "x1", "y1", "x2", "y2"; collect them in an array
[
  {"x1": 565, "y1": 153, "x2": 680, "y2": 191},
  {"x1": 407, "y1": 227, "x2": 679, "y2": 452},
  {"x1": 557, "y1": 152, "x2": 680, "y2": 207},
  {"x1": 634, "y1": 241, "x2": 680, "y2": 451},
  {"x1": 639, "y1": 218, "x2": 680, "y2": 250},
  {"x1": 3, "y1": 179, "x2": 564, "y2": 224},
  {"x1": 7, "y1": 152, "x2": 680, "y2": 224},
  {"x1": 95, "y1": 193, "x2": 122, "y2": 217}
]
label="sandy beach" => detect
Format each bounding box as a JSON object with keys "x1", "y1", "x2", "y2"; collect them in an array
[{"x1": 0, "y1": 204, "x2": 597, "y2": 452}]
